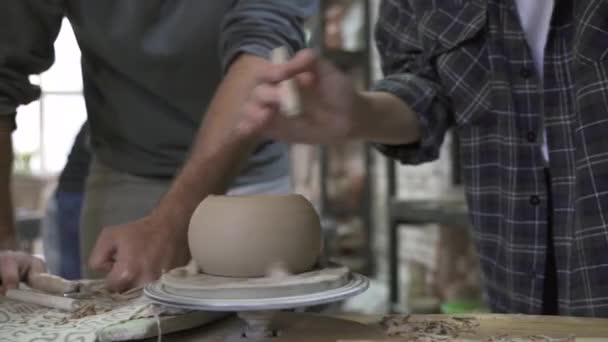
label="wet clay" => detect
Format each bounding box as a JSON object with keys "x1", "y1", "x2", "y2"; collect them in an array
[
  {"x1": 188, "y1": 194, "x2": 322, "y2": 277},
  {"x1": 162, "y1": 263, "x2": 350, "y2": 299}
]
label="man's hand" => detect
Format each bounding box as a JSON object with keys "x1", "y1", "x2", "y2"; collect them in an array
[
  {"x1": 88, "y1": 215, "x2": 190, "y2": 293},
  {"x1": 237, "y1": 49, "x2": 420, "y2": 146},
  {"x1": 237, "y1": 49, "x2": 364, "y2": 144},
  {"x1": 84, "y1": 55, "x2": 272, "y2": 293},
  {"x1": 0, "y1": 251, "x2": 45, "y2": 294}
]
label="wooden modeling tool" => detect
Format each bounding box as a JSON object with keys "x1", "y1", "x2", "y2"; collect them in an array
[
  {"x1": 271, "y1": 46, "x2": 301, "y2": 117},
  {"x1": 1, "y1": 273, "x2": 88, "y2": 311},
  {"x1": 28, "y1": 273, "x2": 80, "y2": 295},
  {"x1": 5, "y1": 289, "x2": 82, "y2": 312}
]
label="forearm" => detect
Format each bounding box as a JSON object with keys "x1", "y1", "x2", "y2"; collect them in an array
[
  {"x1": 152, "y1": 54, "x2": 266, "y2": 228},
  {"x1": 0, "y1": 117, "x2": 15, "y2": 250},
  {"x1": 353, "y1": 91, "x2": 421, "y2": 145}
]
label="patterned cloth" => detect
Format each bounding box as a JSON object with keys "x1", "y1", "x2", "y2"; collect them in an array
[
  {"x1": 374, "y1": 0, "x2": 608, "y2": 316},
  {"x1": 0, "y1": 284, "x2": 222, "y2": 341}
]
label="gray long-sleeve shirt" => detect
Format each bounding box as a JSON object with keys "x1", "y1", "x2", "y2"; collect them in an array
[{"x1": 0, "y1": 0, "x2": 315, "y2": 186}]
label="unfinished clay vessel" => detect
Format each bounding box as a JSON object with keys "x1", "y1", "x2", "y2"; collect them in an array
[{"x1": 188, "y1": 194, "x2": 322, "y2": 277}]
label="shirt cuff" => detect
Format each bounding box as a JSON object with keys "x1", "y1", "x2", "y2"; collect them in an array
[
  {"x1": 222, "y1": 42, "x2": 296, "y2": 75},
  {"x1": 219, "y1": 1, "x2": 312, "y2": 73},
  {"x1": 372, "y1": 73, "x2": 450, "y2": 165}
]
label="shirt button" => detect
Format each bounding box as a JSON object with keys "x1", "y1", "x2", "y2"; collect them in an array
[
  {"x1": 530, "y1": 195, "x2": 541, "y2": 206},
  {"x1": 527, "y1": 131, "x2": 537, "y2": 142},
  {"x1": 520, "y1": 67, "x2": 534, "y2": 79}
]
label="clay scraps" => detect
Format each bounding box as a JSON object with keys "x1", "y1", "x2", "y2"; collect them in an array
[
  {"x1": 381, "y1": 315, "x2": 480, "y2": 340},
  {"x1": 485, "y1": 335, "x2": 575, "y2": 342},
  {"x1": 381, "y1": 315, "x2": 577, "y2": 342}
]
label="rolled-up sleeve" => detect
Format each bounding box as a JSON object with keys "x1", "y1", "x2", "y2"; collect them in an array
[
  {"x1": 372, "y1": 0, "x2": 451, "y2": 165},
  {"x1": 0, "y1": 0, "x2": 63, "y2": 123},
  {"x1": 219, "y1": 0, "x2": 317, "y2": 73}
]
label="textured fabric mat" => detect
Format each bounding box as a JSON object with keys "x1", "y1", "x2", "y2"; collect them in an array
[{"x1": 0, "y1": 282, "x2": 223, "y2": 341}]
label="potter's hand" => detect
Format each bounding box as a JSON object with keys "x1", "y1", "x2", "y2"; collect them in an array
[
  {"x1": 88, "y1": 215, "x2": 190, "y2": 293},
  {"x1": 0, "y1": 251, "x2": 45, "y2": 294},
  {"x1": 236, "y1": 49, "x2": 368, "y2": 144}
]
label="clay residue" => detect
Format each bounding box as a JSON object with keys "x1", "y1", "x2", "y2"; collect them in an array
[
  {"x1": 485, "y1": 335, "x2": 575, "y2": 342},
  {"x1": 381, "y1": 316, "x2": 576, "y2": 342},
  {"x1": 381, "y1": 315, "x2": 479, "y2": 341},
  {"x1": 51, "y1": 284, "x2": 143, "y2": 324},
  {"x1": 265, "y1": 262, "x2": 292, "y2": 279},
  {"x1": 69, "y1": 302, "x2": 98, "y2": 320}
]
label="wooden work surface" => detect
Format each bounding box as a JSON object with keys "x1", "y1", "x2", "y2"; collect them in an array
[
  {"x1": 141, "y1": 313, "x2": 608, "y2": 341},
  {"x1": 343, "y1": 313, "x2": 608, "y2": 340}
]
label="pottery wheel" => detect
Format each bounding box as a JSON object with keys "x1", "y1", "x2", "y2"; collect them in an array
[
  {"x1": 144, "y1": 264, "x2": 369, "y2": 311},
  {"x1": 157, "y1": 312, "x2": 384, "y2": 341}
]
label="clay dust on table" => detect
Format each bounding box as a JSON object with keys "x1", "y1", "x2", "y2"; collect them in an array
[
  {"x1": 485, "y1": 335, "x2": 575, "y2": 342},
  {"x1": 381, "y1": 315, "x2": 576, "y2": 342},
  {"x1": 381, "y1": 315, "x2": 480, "y2": 341},
  {"x1": 50, "y1": 283, "x2": 143, "y2": 324}
]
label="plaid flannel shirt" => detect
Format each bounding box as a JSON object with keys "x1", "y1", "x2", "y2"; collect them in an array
[{"x1": 374, "y1": 0, "x2": 608, "y2": 316}]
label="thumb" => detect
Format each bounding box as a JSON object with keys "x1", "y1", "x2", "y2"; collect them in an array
[
  {"x1": 105, "y1": 259, "x2": 136, "y2": 293},
  {"x1": 26, "y1": 257, "x2": 46, "y2": 280},
  {"x1": 265, "y1": 48, "x2": 319, "y2": 83},
  {"x1": 88, "y1": 231, "x2": 117, "y2": 274}
]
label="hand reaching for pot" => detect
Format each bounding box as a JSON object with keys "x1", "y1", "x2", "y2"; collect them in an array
[
  {"x1": 0, "y1": 251, "x2": 46, "y2": 294},
  {"x1": 88, "y1": 215, "x2": 190, "y2": 293}
]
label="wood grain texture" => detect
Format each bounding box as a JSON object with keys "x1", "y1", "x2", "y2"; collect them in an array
[{"x1": 338, "y1": 314, "x2": 608, "y2": 340}]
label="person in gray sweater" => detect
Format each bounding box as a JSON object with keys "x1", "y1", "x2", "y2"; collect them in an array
[{"x1": 0, "y1": 1, "x2": 315, "y2": 292}]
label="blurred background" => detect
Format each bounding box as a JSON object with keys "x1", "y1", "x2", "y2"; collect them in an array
[{"x1": 11, "y1": 0, "x2": 484, "y2": 316}]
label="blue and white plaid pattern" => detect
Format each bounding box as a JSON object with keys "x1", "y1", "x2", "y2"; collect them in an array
[{"x1": 373, "y1": 0, "x2": 608, "y2": 316}]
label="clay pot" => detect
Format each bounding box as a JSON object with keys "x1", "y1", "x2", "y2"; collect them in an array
[{"x1": 188, "y1": 194, "x2": 322, "y2": 277}]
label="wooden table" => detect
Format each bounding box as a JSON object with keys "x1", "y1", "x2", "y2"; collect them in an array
[
  {"x1": 344, "y1": 313, "x2": 608, "y2": 340},
  {"x1": 141, "y1": 313, "x2": 608, "y2": 341}
]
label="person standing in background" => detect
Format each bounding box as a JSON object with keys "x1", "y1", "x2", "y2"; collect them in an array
[
  {"x1": 236, "y1": 0, "x2": 608, "y2": 317},
  {"x1": 42, "y1": 122, "x2": 90, "y2": 280}
]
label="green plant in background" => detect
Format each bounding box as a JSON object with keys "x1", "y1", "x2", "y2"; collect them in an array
[{"x1": 13, "y1": 150, "x2": 38, "y2": 174}]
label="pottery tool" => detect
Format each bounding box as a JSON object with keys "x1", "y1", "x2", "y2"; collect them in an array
[
  {"x1": 271, "y1": 46, "x2": 301, "y2": 117},
  {"x1": 5, "y1": 288, "x2": 82, "y2": 312},
  {"x1": 3, "y1": 273, "x2": 84, "y2": 311},
  {"x1": 28, "y1": 273, "x2": 81, "y2": 295}
]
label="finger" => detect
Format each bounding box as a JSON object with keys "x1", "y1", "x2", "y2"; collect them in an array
[
  {"x1": 26, "y1": 257, "x2": 47, "y2": 280},
  {"x1": 281, "y1": 49, "x2": 319, "y2": 79},
  {"x1": 135, "y1": 270, "x2": 160, "y2": 289},
  {"x1": 0, "y1": 255, "x2": 21, "y2": 293},
  {"x1": 105, "y1": 260, "x2": 137, "y2": 293},
  {"x1": 236, "y1": 102, "x2": 277, "y2": 138},
  {"x1": 263, "y1": 49, "x2": 319, "y2": 83},
  {"x1": 295, "y1": 71, "x2": 316, "y2": 88},
  {"x1": 251, "y1": 83, "x2": 281, "y2": 106},
  {"x1": 88, "y1": 230, "x2": 117, "y2": 273}
]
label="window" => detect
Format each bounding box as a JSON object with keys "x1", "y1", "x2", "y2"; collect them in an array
[{"x1": 13, "y1": 19, "x2": 86, "y2": 175}]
